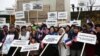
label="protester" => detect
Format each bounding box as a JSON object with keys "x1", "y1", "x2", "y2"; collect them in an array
[
  {"x1": 58, "y1": 27, "x2": 70, "y2": 56},
  {"x1": 19, "y1": 26, "x2": 30, "y2": 40},
  {"x1": 42, "y1": 26, "x2": 59, "y2": 56},
  {"x1": 95, "y1": 24, "x2": 100, "y2": 56},
  {"x1": 70, "y1": 26, "x2": 83, "y2": 56}
]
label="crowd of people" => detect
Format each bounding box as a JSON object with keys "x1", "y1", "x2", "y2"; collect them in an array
[{"x1": 0, "y1": 21, "x2": 100, "y2": 56}]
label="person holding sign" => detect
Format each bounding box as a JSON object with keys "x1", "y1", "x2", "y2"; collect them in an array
[
  {"x1": 29, "y1": 29, "x2": 40, "y2": 56},
  {"x1": 41, "y1": 26, "x2": 59, "y2": 56},
  {"x1": 69, "y1": 26, "x2": 83, "y2": 56},
  {"x1": 19, "y1": 26, "x2": 30, "y2": 40},
  {"x1": 58, "y1": 28, "x2": 70, "y2": 56},
  {"x1": 95, "y1": 24, "x2": 100, "y2": 56},
  {"x1": 6, "y1": 26, "x2": 19, "y2": 56}
]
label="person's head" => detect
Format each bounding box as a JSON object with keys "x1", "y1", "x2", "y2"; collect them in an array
[
  {"x1": 27, "y1": 26, "x2": 32, "y2": 32},
  {"x1": 3, "y1": 25, "x2": 8, "y2": 32},
  {"x1": 82, "y1": 24, "x2": 87, "y2": 30},
  {"x1": 95, "y1": 24, "x2": 100, "y2": 32},
  {"x1": 32, "y1": 29, "x2": 36, "y2": 35},
  {"x1": 65, "y1": 25, "x2": 71, "y2": 33},
  {"x1": 9, "y1": 25, "x2": 15, "y2": 32},
  {"x1": 49, "y1": 26, "x2": 55, "y2": 33},
  {"x1": 58, "y1": 27, "x2": 65, "y2": 35},
  {"x1": 21, "y1": 26, "x2": 26, "y2": 32},
  {"x1": 73, "y1": 26, "x2": 81, "y2": 33}
]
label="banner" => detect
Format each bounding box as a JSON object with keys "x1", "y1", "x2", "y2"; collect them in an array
[
  {"x1": 0, "y1": 18, "x2": 6, "y2": 24},
  {"x1": 20, "y1": 43, "x2": 40, "y2": 52},
  {"x1": 46, "y1": 19, "x2": 57, "y2": 28},
  {"x1": 48, "y1": 12, "x2": 57, "y2": 19},
  {"x1": 23, "y1": 3, "x2": 33, "y2": 11},
  {"x1": 15, "y1": 11, "x2": 25, "y2": 19},
  {"x1": 70, "y1": 20, "x2": 81, "y2": 26},
  {"x1": 2, "y1": 34, "x2": 15, "y2": 54},
  {"x1": 77, "y1": 32, "x2": 97, "y2": 45},
  {"x1": 58, "y1": 12, "x2": 67, "y2": 19},
  {"x1": 42, "y1": 35, "x2": 61, "y2": 44},
  {"x1": 11, "y1": 40, "x2": 29, "y2": 47}
]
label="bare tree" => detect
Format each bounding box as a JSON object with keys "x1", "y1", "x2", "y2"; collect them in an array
[{"x1": 87, "y1": 0, "x2": 96, "y2": 11}]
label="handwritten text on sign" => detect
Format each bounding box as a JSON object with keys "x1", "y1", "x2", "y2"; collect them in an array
[
  {"x1": 11, "y1": 40, "x2": 29, "y2": 47},
  {"x1": 42, "y1": 35, "x2": 61, "y2": 44},
  {"x1": 77, "y1": 33, "x2": 97, "y2": 45},
  {"x1": 20, "y1": 43, "x2": 40, "y2": 52}
]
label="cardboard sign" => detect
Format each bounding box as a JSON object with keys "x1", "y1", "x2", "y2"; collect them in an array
[
  {"x1": 58, "y1": 12, "x2": 67, "y2": 19},
  {"x1": 0, "y1": 18, "x2": 6, "y2": 24},
  {"x1": 59, "y1": 23, "x2": 71, "y2": 27},
  {"x1": 70, "y1": 20, "x2": 81, "y2": 26},
  {"x1": 2, "y1": 34, "x2": 15, "y2": 54},
  {"x1": 46, "y1": 19, "x2": 57, "y2": 28},
  {"x1": 42, "y1": 35, "x2": 61, "y2": 44},
  {"x1": 23, "y1": 3, "x2": 33, "y2": 11},
  {"x1": 48, "y1": 12, "x2": 57, "y2": 19},
  {"x1": 32, "y1": 1, "x2": 43, "y2": 11},
  {"x1": 77, "y1": 32, "x2": 97, "y2": 45},
  {"x1": 11, "y1": 40, "x2": 29, "y2": 47},
  {"x1": 78, "y1": 0, "x2": 87, "y2": 7},
  {"x1": 20, "y1": 43, "x2": 40, "y2": 52},
  {"x1": 15, "y1": 11, "x2": 25, "y2": 19},
  {"x1": 15, "y1": 21, "x2": 26, "y2": 27}
]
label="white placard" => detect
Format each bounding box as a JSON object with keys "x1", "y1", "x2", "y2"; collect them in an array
[
  {"x1": 32, "y1": 1, "x2": 43, "y2": 11},
  {"x1": 15, "y1": 21, "x2": 26, "y2": 26},
  {"x1": 59, "y1": 23, "x2": 71, "y2": 27},
  {"x1": 15, "y1": 11, "x2": 25, "y2": 19},
  {"x1": 78, "y1": 0, "x2": 87, "y2": 7},
  {"x1": 70, "y1": 20, "x2": 81, "y2": 26},
  {"x1": 2, "y1": 34, "x2": 15, "y2": 54},
  {"x1": 48, "y1": 12, "x2": 57, "y2": 19},
  {"x1": 58, "y1": 12, "x2": 67, "y2": 19},
  {"x1": 42, "y1": 35, "x2": 61, "y2": 44},
  {"x1": 46, "y1": 19, "x2": 57, "y2": 28},
  {"x1": 11, "y1": 40, "x2": 29, "y2": 47},
  {"x1": 77, "y1": 32, "x2": 97, "y2": 45},
  {"x1": 0, "y1": 18, "x2": 6, "y2": 24},
  {"x1": 20, "y1": 43, "x2": 40, "y2": 52},
  {"x1": 23, "y1": 3, "x2": 33, "y2": 11}
]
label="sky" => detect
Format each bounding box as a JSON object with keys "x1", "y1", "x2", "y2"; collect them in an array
[{"x1": 0, "y1": 0, "x2": 100, "y2": 11}]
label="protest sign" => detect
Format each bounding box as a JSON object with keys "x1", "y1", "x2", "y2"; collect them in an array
[
  {"x1": 77, "y1": 32, "x2": 97, "y2": 56},
  {"x1": 58, "y1": 12, "x2": 67, "y2": 19},
  {"x1": 32, "y1": 1, "x2": 43, "y2": 11},
  {"x1": 20, "y1": 43, "x2": 40, "y2": 52},
  {"x1": 42, "y1": 35, "x2": 61, "y2": 44},
  {"x1": 15, "y1": 21, "x2": 26, "y2": 27},
  {"x1": 15, "y1": 11, "x2": 25, "y2": 19},
  {"x1": 11, "y1": 40, "x2": 29, "y2": 47},
  {"x1": 59, "y1": 23, "x2": 71, "y2": 27},
  {"x1": 0, "y1": 18, "x2": 6, "y2": 24},
  {"x1": 23, "y1": 3, "x2": 33, "y2": 11},
  {"x1": 48, "y1": 12, "x2": 57, "y2": 19},
  {"x1": 2, "y1": 34, "x2": 15, "y2": 54},
  {"x1": 46, "y1": 19, "x2": 57, "y2": 28},
  {"x1": 70, "y1": 20, "x2": 81, "y2": 26},
  {"x1": 77, "y1": 32, "x2": 97, "y2": 45}
]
